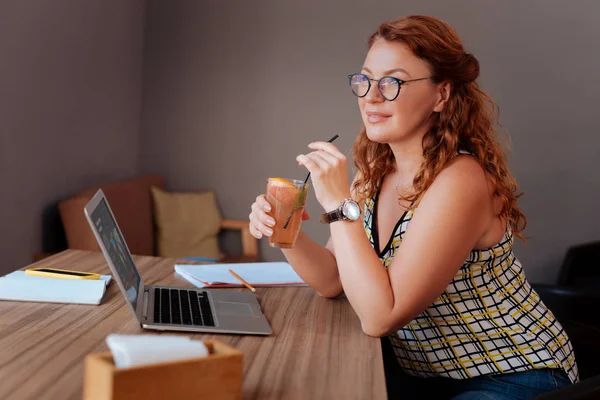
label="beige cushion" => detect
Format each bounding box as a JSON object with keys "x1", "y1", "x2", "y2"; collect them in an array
[{"x1": 151, "y1": 186, "x2": 222, "y2": 259}]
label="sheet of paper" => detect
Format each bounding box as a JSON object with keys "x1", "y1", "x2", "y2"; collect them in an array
[{"x1": 175, "y1": 262, "x2": 306, "y2": 287}]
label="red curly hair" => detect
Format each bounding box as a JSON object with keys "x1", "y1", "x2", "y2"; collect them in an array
[{"x1": 352, "y1": 15, "x2": 527, "y2": 239}]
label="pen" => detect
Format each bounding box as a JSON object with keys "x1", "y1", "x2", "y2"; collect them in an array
[{"x1": 228, "y1": 269, "x2": 256, "y2": 292}]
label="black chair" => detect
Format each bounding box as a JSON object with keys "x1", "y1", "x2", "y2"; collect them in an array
[
  {"x1": 531, "y1": 241, "x2": 600, "y2": 399},
  {"x1": 556, "y1": 241, "x2": 600, "y2": 287}
]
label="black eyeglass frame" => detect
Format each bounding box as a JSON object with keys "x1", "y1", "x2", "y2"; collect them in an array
[{"x1": 348, "y1": 73, "x2": 433, "y2": 101}]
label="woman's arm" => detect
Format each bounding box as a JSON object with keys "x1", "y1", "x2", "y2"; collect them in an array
[
  {"x1": 298, "y1": 142, "x2": 492, "y2": 337},
  {"x1": 249, "y1": 195, "x2": 343, "y2": 298},
  {"x1": 281, "y1": 170, "x2": 366, "y2": 298},
  {"x1": 281, "y1": 234, "x2": 343, "y2": 298}
]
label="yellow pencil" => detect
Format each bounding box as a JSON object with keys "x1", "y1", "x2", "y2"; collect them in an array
[{"x1": 228, "y1": 269, "x2": 256, "y2": 292}]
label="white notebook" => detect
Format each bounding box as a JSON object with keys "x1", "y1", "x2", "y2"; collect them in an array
[
  {"x1": 175, "y1": 262, "x2": 307, "y2": 288},
  {"x1": 0, "y1": 271, "x2": 112, "y2": 305}
]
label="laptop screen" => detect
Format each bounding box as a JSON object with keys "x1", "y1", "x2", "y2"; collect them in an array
[{"x1": 91, "y1": 198, "x2": 142, "y2": 310}]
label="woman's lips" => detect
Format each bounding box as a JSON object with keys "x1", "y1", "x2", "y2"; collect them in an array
[{"x1": 366, "y1": 112, "x2": 391, "y2": 124}]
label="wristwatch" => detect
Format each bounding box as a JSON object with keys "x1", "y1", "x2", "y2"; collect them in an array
[{"x1": 320, "y1": 198, "x2": 361, "y2": 224}]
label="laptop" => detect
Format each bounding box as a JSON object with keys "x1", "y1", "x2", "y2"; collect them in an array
[{"x1": 83, "y1": 189, "x2": 272, "y2": 335}]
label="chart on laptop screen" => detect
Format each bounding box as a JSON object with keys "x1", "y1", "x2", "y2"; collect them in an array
[{"x1": 91, "y1": 198, "x2": 141, "y2": 309}]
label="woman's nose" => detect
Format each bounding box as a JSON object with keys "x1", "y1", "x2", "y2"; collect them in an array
[{"x1": 364, "y1": 81, "x2": 384, "y2": 103}]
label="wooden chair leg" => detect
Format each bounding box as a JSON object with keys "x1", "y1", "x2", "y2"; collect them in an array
[{"x1": 219, "y1": 219, "x2": 259, "y2": 263}]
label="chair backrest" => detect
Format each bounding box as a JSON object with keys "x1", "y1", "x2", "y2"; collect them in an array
[
  {"x1": 58, "y1": 175, "x2": 165, "y2": 256},
  {"x1": 557, "y1": 241, "x2": 600, "y2": 286}
]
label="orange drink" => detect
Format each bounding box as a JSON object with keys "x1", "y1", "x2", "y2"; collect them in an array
[{"x1": 266, "y1": 178, "x2": 308, "y2": 248}]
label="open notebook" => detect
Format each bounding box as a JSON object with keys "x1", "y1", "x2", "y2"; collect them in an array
[
  {"x1": 0, "y1": 271, "x2": 112, "y2": 305},
  {"x1": 174, "y1": 262, "x2": 307, "y2": 288}
]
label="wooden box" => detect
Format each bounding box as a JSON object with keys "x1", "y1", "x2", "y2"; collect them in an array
[{"x1": 83, "y1": 340, "x2": 243, "y2": 400}]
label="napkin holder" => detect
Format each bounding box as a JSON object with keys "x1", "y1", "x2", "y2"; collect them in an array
[{"x1": 83, "y1": 340, "x2": 243, "y2": 400}]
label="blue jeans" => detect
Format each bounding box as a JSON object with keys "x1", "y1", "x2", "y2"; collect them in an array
[{"x1": 447, "y1": 368, "x2": 572, "y2": 400}]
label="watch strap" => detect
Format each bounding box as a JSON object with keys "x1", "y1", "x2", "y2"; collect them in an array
[{"x1": 319, "y1": 207, "x2": 343, "y2": 224}]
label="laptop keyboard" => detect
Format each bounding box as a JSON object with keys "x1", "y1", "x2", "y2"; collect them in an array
[{"x1": 153, "y1": 288, "x2": 215, "y2": 327}]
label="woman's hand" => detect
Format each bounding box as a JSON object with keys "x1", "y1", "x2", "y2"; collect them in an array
[
  {"x1": 296, "y1": 141, "x2": 351, "y2": 212},
  {"x1": 249, "y1": 195, "x2": 309, "y2": 239}
]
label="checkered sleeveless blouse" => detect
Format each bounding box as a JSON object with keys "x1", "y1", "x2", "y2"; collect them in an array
[{"x1": 364, "y1": 191, "x2": 578, "y2": 383}]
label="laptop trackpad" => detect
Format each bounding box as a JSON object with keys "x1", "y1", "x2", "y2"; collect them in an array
[{"x1": 217, "y1": 301, "x2": 255, "y2": 317}]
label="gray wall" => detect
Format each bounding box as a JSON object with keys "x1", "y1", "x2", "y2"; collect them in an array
[
  {"x1": 0, "y1": 0, "x2": 146, "y2": 275},
  {"x1": 139, "y1": 0, "x2": 599, "y2": 283}
]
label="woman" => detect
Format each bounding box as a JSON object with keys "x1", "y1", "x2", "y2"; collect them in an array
[{"x1": 249, "y1": 15, "x2": 577, "y2": 399}]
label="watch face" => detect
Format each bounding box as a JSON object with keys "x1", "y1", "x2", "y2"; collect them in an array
[{"x1": 342, "y1": 200, "x2": 361, "y2": 220}]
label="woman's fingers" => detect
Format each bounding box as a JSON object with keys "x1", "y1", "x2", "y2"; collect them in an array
[
  {"x1": 313, "y1": 150, "x2": 339, "y2": 166},
  {"x1": 252, "y1": 202, "x2": 275, "y2": 228},
  {"x1": 248, "y1": 222, "x2": 263, "y2": 239},
  {"x1": 297, "y1": 150, "x2": 339, "y2": 175},
  {"x1": 249, "y1": 210, "x2": 273, "y2": 238},
  {"x1": 304, "y1": 152, "x2": 331, "y2": 171},
  {"x1": 308, "y1": 141, "x2": 346, "y2": 160},
  {"x1": 296, "y1": 154, "x2": 319, "y2": 173},
  {"x1": 249, "y1": 197, "x2": 275, "y2": 238},
  {"x1": 256, "y1": 194, "x2": 271, "y2": 212}
]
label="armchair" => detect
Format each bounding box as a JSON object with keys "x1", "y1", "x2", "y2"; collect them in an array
[{"x1": 54, "y1": 175, "x2": 257, "y2": 263}]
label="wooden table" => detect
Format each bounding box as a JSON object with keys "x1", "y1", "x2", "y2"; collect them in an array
[{"x1": 0, "y1": 250, "x2": 387, "y2": 400}]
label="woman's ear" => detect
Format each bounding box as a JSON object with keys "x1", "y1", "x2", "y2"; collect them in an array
[{"x1": 433, "y1": 81, "x2": 452, "y2": 113}]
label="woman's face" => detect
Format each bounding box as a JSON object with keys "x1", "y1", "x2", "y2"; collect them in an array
[{"x1": 358, "y1": 39, "x2": 444, "y2": 145}]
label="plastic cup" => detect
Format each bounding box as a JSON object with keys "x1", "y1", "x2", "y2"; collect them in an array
[{"x1": 265, "y1": 178, "x2": 309, "y2": 248}]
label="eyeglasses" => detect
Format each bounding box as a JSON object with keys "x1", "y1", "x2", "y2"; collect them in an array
[{"x1": 348, "y1": 73, "x2": 432, "y2": 101}]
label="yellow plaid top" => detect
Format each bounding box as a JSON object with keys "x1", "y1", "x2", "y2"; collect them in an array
[{"x1": 364, "y1": 193, "x2": 578, "y2": 383}]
